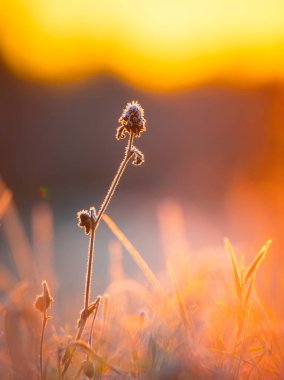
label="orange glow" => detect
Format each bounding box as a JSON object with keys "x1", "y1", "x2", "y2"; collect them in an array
[{"x1": 1, "y1": 0, "x2": 284, "y2": 90}]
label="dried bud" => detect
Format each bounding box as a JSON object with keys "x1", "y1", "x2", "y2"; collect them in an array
[
  {"x1": 77, "y1": 207, "x2": 96, "y2": 235},
  {"x1": 77, "y1": 296, "x2": 101, "y2": 328},
  {"x1": 116, "y1": 101, "x2": 146, "y2": 140},
  {"x1": 34, "y1": 281, "x2": 53, "y2": 314},
  {"x1": 131, "y1": 146, "x2": 145, "y2": 166},
  {"x1": 81, "y1": 360, "x2": 95, "y2": 379}
]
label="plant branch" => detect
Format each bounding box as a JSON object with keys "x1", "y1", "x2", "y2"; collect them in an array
[{"x1": 94, "y1": 132, "x2": 134, "y2": 231}]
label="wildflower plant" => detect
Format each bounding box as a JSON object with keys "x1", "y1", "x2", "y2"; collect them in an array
[{"x1": 62, "y1": 100, "x2": 147, "y2": 377}]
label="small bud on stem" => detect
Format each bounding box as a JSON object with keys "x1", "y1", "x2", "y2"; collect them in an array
[{"x1": 34, "y1": 281, "x2": 53, "y2": 380}]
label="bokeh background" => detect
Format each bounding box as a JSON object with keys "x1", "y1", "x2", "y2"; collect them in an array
[{"x1": 1, "y1": 0, "x2": 284, "y2": 322}]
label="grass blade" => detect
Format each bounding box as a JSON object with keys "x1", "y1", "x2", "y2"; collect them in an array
[
  {"x1": 0, "y1": 185, "x2": 12, "y2": 221},
  {"x1": 167, "y1": 261, "x2": 190, "y2": 335},
  {"x1": 103, "y1": 214, "x2": 165, "y2": 295},
  {"x1": 244, "y1": 240, "x2": 272, "y2": 285},
  {"x1": 68, "y1": 340, "x2": 124, "y2": 375},
  {"x1": 225, "y1": 238, "x2": 242, "y2": 300}
]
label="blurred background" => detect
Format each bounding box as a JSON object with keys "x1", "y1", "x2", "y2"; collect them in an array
[{"x1": 1, "y1": 0, "x2": 284, "y2": 321}]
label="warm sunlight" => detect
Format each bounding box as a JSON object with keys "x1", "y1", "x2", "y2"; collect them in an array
[
  {"x1": 2, "y1": 2, "x2": 284, "y2": 379},
  {"x1": 1, "y1": 0, "x2": 284, "y2": 90}
]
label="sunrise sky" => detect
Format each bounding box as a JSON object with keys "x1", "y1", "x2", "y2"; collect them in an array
[{"x1": 1, "y1": 0, "x2": 284, "y2": 90}]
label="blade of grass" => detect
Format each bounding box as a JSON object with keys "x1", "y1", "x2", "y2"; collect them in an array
[
  {"x1": 244, "y1": 276, "x2": 255, "y2": 310},
  {"x1": 67, "y1": 340, "x2": 124, "y2": 376},
  {"x1": 1, "y1": 197, "x2": 35, "y2": 281},
  {"x1": 167, "y1": 261, "x2": 190, "y2": 335},
  {"x1": 0, "y1": 186, "x2": 12, "y2": 221},
  {"x1": 234, "y1": 276, "x2": 254, "y2": 380},
  {"x1": 243, "y1": 240, "x2": 272, "y2": 285},
  {"x1": 225, "y1": 238, "x2": 242, "y2": 300},
  {"x1": 103, "y1": 214, "x2": 165, "y2": 295}
]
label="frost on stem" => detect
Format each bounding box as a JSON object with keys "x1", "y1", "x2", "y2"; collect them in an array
[{"x1": 116, "y1": 100, "x2": 146, "y2": 140}]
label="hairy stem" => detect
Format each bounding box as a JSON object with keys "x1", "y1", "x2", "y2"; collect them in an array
[
  {"x1": 94, "y1": 132, "x2": 134, "y2": 231},
  {"x1": 84, "y1": 226, "x2": 96, "y2": 313},
  {"x1": 62, "y1": 222, "x2": 95, "y2": 379},
  {"x1": 62, "y1": 132, "x2": 134, "y2": 378}
]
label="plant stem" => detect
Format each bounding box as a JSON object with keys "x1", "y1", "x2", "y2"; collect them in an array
[
  {"x1": 62, "y1": 225, "x2": 95, "y2": 379},
  {"x1": 62, "y1": 132, "x2": 134, "y2": 378},
  {"x1": 62, "y1": 228, "x2": 95, "y2": 378},
  {"x1": 94, "y1": 132, "x2": 134, "y2": 231},
  {"x1": 84, "y1": 225, "x2": 96, "y2": 314},
  {"x1": 40, "y1": 312, "x2": 47, "y2": 380}
]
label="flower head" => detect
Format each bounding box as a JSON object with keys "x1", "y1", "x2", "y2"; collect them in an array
[
  {"x1": 116, "y1": 101, "x2": 146, "y2": 140},
  {"x1": 34, "y1": 281, "x2": 53, "y2": 314},
  {"x1": 77, "y1": 207, "x2": 96, "y2": 235}
]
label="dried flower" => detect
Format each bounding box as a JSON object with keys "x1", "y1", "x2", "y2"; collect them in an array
[
  {"x1": 77, "y1": 296, "x2": 101, "y2": 328},
  {"x1": 77, "y1": 207, "x2": 96, "y2": 235},
  {"x1": 34, "y1": 281, "x2": 53, "y2": 314},
  {"x1": 131, "y1": 146, "x2": 145, "y2": 166},
  {"x1": 116, "y1": 101, "x2": 146, "y2": 140}
]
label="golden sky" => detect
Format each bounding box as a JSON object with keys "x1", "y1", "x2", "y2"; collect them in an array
[{"x1": 1, "y1": 0, "x2": 284, "y2": 90}]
